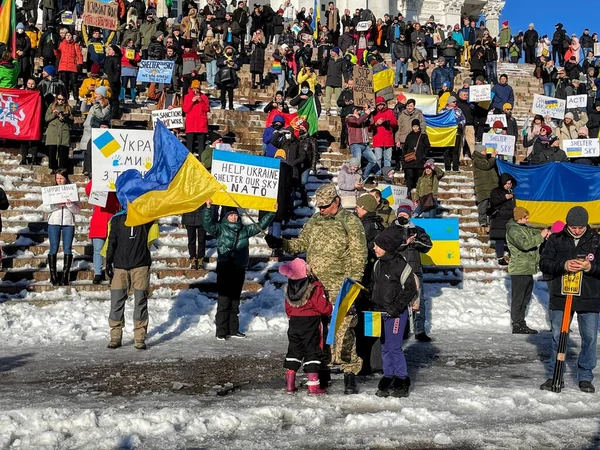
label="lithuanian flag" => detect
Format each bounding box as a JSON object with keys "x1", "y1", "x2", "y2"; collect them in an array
[
  {"x1": 0, "y1": 0, "x2": 16, "y2": 56},
  {"x1": 424, "y1": 109, "x2": 458, "y2": 147}
]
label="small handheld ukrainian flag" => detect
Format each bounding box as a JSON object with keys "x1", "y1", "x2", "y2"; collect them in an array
[
  {"x1": 116, "y1": 121, "x2": 223, "y2": 227},
  {"x1": 325, "y1": 278, "x2": 365, "y2": 345},
  {"x1": 363, "y1": 311, "x2": 383, "y2": 337}
]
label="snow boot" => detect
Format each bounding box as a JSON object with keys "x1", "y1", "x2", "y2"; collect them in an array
[
  {"x1": 47, "y1": 254, "x2": 59, "y2": 286},
  {"x1": 343, "y1": 373, "x2": 359, "y2": 395},
  {"x1": 319, "y1": 368, "x2": 331, "y2": 389},
  {"x1": 391, "y1": 376, "x2": 411, "y2": 398},
  {"x1": 307, "y1": 373, "x2": 327, "y2": 395},
  {"x1": 133, "y1": 320, "x2": 148, "y2": 350},
  {"x1": 375, "y1": 376, "x2": 394, "y2": 398},
  {"x1": 579, "y1": 381, "x2": 595, "y2": 393},
  {"x1": 61, "y1": 254, "x2": 73, "y2": 286},
  {"x1": 415, "y1": 333, "x2": 432, "y2": 342},
  {"x1": 107, "y1": 319, "x2": 124, "y2": 349},
  {"x1": 285, "y1": 369, "x2": 298, "y2": 394}
]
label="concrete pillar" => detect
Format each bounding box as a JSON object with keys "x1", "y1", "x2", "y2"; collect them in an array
[
  {"x1": 481, "y1": 0, "x2": 505, "y2": 38},
  {"x1": 444, "y1": 0, "x2": 465, "y2": 28}
]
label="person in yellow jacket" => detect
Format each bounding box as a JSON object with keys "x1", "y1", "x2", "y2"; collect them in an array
[
  {"x1": 297, "y1": 65, "x2": 317, "y2": 94},
  {"x1": 79, "y1": 63, "x2": 112, "y2": 113}
]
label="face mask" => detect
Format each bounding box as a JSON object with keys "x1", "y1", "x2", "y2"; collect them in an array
[
  {"x1": 494, "y1": 129, "x2": 503, "y2": 135},
  {"x1": 398, "y1": 216, "x2": 409, "y2": 225},
  {"x1": 301, "y1": 88, "x2": 309, "y2": 94},
  {"x1": 273, "y1": 123, "x2": 282, "y2": 130},
  {"x1": 226, "y1": 51, "x2": 233, "y2": 56},
  {"x1": 17, "y1": 29, "x2": 24, "y2": 34}
]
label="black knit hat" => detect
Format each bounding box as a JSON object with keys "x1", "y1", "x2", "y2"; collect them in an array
[
  {"x1": 375, "y1": 230, "x2": 403, "y2": 253},
  {"x1": 566, "y1": 206, "x2": 588, "y2": 227}
]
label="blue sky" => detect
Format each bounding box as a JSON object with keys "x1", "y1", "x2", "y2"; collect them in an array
[{"x1": 499, "y1": 1, "x2": 591, "y2": 38}]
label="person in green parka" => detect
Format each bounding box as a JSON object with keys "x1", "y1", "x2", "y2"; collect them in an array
[
  {"x1": 203, "y1": 199, "x2": 274, "y2": 340},
  {"x1": 472, "y1": 144, "x2": 499, "y2": 230},
  {"x1": 506, "y1": 206, "x2": 551, "y2": 334},
  {"x1": 0, "y1": 51, "x2": 19, "y2": 88},
  {"x1": 44, "y1": 92, "x2": 73, "y2": 172}
]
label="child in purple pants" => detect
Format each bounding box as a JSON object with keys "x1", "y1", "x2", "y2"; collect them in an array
[{"x1": 370, "y1": 232, "x2": 419, "y2": 398}]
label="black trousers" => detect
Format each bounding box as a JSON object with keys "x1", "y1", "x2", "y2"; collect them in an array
[
  {"x1": 220, "y1": 87, "x2": 234, "y2": 109},
  {"x1": 20, "y1": 141, "x2": 37, "y2": 163},
  {"x1": 47, "y1": 145, "x2": 69, "y2": 170},
  {"x1": 59, "y1": 71, "x2": 78, "y2": 101},
  {"x1": 215, "y1": 260, "x2": 245, "y2": 337},
  {"x1": 251, "y1": 72, "x2": 263, "y2": 88},
  {"x1": 510, "y1": 275, "x2": 534, "y2": 327},
  {"x1": 285, "y1": 316, "x2": 324, "y2": 373},
  {"x1": 186, "y1": 132, "x2": 206, "y2": 156},
  {"x1": 444, "y1": 130, "x2": 462, "y2": 171},
  {"x1": 404, "y1": 168, "x2": 422, "y2": 194},
  {"x1": 524, "y1": 46, "x2": 536, "y2": 64},
  {"x1": 109, "y1": 81, "x2": 121, "y2": 119},
  {"x1": 340, "y1": 116, "x2": 348, "y2": 149},
  {"x1": 186, "y1": 225, "x2": 206, "y2": 259}
]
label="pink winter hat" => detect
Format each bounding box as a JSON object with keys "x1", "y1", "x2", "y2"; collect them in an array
[
  {"x1": 551, "y1": 221, "x2": 565, "y2": 234},
  {"x1": 279, "y1": 258, "x2": 308, "y2": 280}
]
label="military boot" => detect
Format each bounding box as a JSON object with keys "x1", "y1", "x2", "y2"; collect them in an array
[
  {"x1": 107, "y1": 320, "x2": 124, "y2": 349},
  {"x1": 133, "y1": 320, "x2": 148, "y2": 349}
]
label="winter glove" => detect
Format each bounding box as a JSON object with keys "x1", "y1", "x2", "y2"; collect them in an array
[
  {"x1": 264, "y1": 234, "x2": 283, "y2": 249},
  {"x1": 106, "y1": 262, "x2": 114, "y2": 280}
]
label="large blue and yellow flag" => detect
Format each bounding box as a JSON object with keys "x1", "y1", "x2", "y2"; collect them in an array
[
  {"x1": 497, "y1": 160, "x2": 600, "y2": 225},
  {"x1": 312, "y1": 0, "x2": 320, "y2": 39},
  {"x1": 424, "y1": 109, "x2": 458, "y2": 147},
  {"x1": 325, "y1": 278, "x2": 364, "y2": 346},
  {"x1": 413, "y1": 218, "x2": 461, "y2": 266},
  {"x1": 116, "y1": 121, "x2": 223, "y2": 227}
]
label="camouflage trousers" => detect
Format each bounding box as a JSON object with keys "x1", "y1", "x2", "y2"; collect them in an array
[{"x1": 331, "y1": 313, "x2": 363, "y2": 375}]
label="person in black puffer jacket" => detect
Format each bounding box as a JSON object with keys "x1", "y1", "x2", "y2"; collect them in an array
[
  {"x1": 402, "y1": 119, "x2": 429, "y2": 193},
  {"x1": 490, "y1": 172, "x2": 517, "y2": 265}
]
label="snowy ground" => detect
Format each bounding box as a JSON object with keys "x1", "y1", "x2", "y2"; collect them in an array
[{"x1": 1, "y1": 280, "x2": 600, "y2": 450}]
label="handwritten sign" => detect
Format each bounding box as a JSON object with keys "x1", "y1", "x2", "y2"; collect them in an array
[
  {"x1": 210, "y1": 150, "x2": 280, "y2": 212},
  {"x1": 91, "y1": 129, "x2": 155, "y2": 191},
  {"x1": 469, "y1": 84, "x2": 491, "y2": 102},
  {"x1": 136, "y1": 60, "x2": 175, "y2": 84},
  {"x1": 482, "y1": 133, "x2": 516, "y2": 157},
  {"x1": 356, "y1": 21, "x2": 371, "y2": 32},
  {"x1": 83, "y1": 0, "x2": 118, "y2": 31},
  {"x1": 88, "y1": 190, "x2": 109, "y2": 208},
  {"x1": 561, "y1": 272, "x2": 582, "y2": 296},
  {"x1": 41, "y1": 184, "x2": 79, "y2": 205},
  {"x1": 532, "y1": 94, "x2": 566, "y2": 120},
  {"x1": 485, "y1": 113, "x2": 508, "y2": 127},
  {"x1": 152, "y1": 108, "x2": 184, "y2": 129},
  {"x1": 564, "y1": 138, "x2": 600, "y2": 158},
  {"x1": 566, "y1": 94, "x2": 587, "y2": 109},
  {"x1": 353, "y1": 65, "x2": 375, "y2": 108},
  {"x1": 377, "y1": 183, "x2": 408, "y2": 208}
]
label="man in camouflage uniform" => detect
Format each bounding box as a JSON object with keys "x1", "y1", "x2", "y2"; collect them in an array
[{"x1": 266, "y1": 183, "x2": 368, "y2": 394}]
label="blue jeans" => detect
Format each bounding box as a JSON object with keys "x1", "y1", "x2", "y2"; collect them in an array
[
  {"x1": 381, "y1": 310, "x2": 409, "y2": 378},
  {"x1": 48, "y1": 224, "x2": 74, "y2": 255},
  {"x1": 446, "y1": 56, "x2": 455, "y2": 71},
  {"x1": 548, "y1": 310, "x2": 599, "y2": 382},
  {"x1": 277, "y1": 73, "x2": 285, "y2": 92},
  {"x1": 413, "y1": 199, "x2": 438, "y2": 218},
  {"x1": 350, "y1": 143, "x2": 379, "y2": 179},
  {"x1": 269, "y1": 222, "x2": 282, "y2": 238},
  {"x1": 92, "y1": 238, "x2": 105, "y2": 276},
  {"x1": 543, "y1": 83, "x2": 556, "y2": 97},
  {"x1": 373, "y1": 147, "x2": 392, "y2": 172},
  {"x1": 300, "y1": 168, "x2": 310, "y2": 186},
  {"x1": 395, "y1": 60, "x2": 408, "y2": 86},
  {"x1": 206, "y1": 60, "x2": 217, "y2": 88},
  {"x1": 486, "y1": 61, "x2": 497, "y2": 84}
]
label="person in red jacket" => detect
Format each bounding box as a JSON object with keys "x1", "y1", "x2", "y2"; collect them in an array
[
  {"x1": 371, "y1": 96, "x2": 398, "y2": 173},
  {"x1": 55, "y1": 31, "x2": 83, "y2": 103},
  {"x1": 279, "y1": 258, "x2": 333, "y2": 395},
  {"x1": 85, "y1": 180, "x2": 121, "y2": 284},
  {"x1": 182, "y1": 79, "x2": 210, "y2": 156}
]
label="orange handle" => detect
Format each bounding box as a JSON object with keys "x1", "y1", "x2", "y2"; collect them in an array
[{"x1": 560, "y1": 294, "x2": 573, "y2": 333}]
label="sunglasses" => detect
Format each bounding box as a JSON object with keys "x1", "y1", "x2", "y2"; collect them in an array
[
  {"x1": 318, "y1": 201, "x2": 334, "y2": 210},
  {"x1": 505, "y1": 108, "x2": 512, "y2": 111}
]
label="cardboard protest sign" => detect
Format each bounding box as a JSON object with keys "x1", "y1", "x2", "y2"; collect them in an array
[
  {"x1": 83, "y1": 0, "x2": 118, "y2": 30},
  {"x1": 407, "y1": 93, "x2": 438, "y2": 116},
  {"x1": 353, "y1": 65, "x2": 375, "y2": 108},
  {"x1": 211, "y1": 150, "x2": 280, "y2": 212},
  {"x1": 91, "y1": 129, "x2": 155, "y2": 191},
  {"x1": 566, "y1": 95, "x2": 587, "y2": 109},
  {"x1": 151, "y1": 108, "x2": 184, "y2": 129},
  {"x1": 564, "y1": 139, "x2": 600, "y2": 158},
  {"x1": 136, "y1": 60, "x2": 175, "y2": 84},
  {"x1": 485, "y1": 113, "x2": 508, "y2": 127},
  {"x1": 377, "y1": 184, "x2": 409, "y2": 208},
  {"x1": 41, "y1": 184, "x2": 79, "y2": 205},
  {"x1": 482, "y1": 133, "x2": 516, "y2": 157},
  {"x1": 469, "y1": 84, "x2": 491, "y2": 102},
  {"x1": 88, "y1": 190, "x2": 109, "y2": 208},
  {"x1": 532, "y1": 94, "x2": 566, "y2": 120}
]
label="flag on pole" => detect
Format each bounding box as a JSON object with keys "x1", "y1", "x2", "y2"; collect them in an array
[
  {"x1": 326, "y1": 278, "x2": 364, "y2": 345},
  {"x1": 297, "y1": 96, "x2": 319, "y2": 135},
  {"x1": 0, "y1": 0, "x2": 17, "y2": 56},
  {"x1": 312, "y1": 0, "x2": 320, "y2": 39}
]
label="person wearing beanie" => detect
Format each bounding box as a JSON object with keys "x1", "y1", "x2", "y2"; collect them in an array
[
  {"x1": 414, "y1": 159, "x2": 444, "y2": 219},
  {"x1": 324, "y1": 42, "x2": 344, "y2": 116},
  {"x1": 263, "y1": 90, "x2": 290, "y2": 115},
  {"x1": 540, "y1": 205, "x2": 600, "y2": 393},
  {"x1": 370, "y1": 226, "x2": 419, "y2": 398},
  {"x1": 442, "y1": 95, "x2": 466, "y2": 172},
  {"x1": 38, "y1": 65, "x2": 66, "y2": 110},
  {"x1": 79, "y1": 63, "x2": 112, "y2": 113},
  {"x1": 401, "y1": 115, "x2": 430, "y2": 193},
  {"x1": 523, "y1": 23, "x2": 538, "y2": 64},
  {"x1": 87, "y1": 28, "x2": 106, "y2": 72},
  {"x1": 355, "y1": 193, "x2": 384, "y2": 296},
  {"x1": 183, "y1": 78, "x2": 210, "y2": 156},
  {"x1": 369, "y1": 189, "x2": 397, "y2": 228},
  {"x1": 472, "y1": 143, "x2": 498, "y2": 231},
  {"x1": 490, "y1": 173, "x2": 517, "y2": 265},
  {"x1": 372, "y1": 96, "x2": 398, "y2": 172},
  {"x1": 79, "y1": 77, "x2": 112, "y2": 151},
  {"x1": 491, "y1": 73, "x2": 514, "y2": 113},
  {"x1": 280, "y1": 258, "x2": 332, "y2": 395},
  {"x1": 499, "y1": 21, "x2": 511, "y2": 62},
  {"x1": 289, "y1": 79, "x2": 322, "y2": 117},
  {"x1": 556, "y1": 109, "x2": 588, "y2": 149},
  {"x1": 104, "y1": 44, "x2": 122, "y2": 120},
  {"x1": 506, "y1": 207, "x2": 551, "y2": 334},
  {"x1": 431, "y1": 55, "x2": 454, "y2": 93},
  {"x1": 337, "y1": 157, "x2": 363, "y2": 208}
]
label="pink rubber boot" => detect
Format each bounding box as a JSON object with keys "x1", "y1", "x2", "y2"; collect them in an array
[
  {"x1": 307, "y1": 372, "x2": 327, "y2": 395},
  {"x1": 286, "y1": 369, "x2": 298, "y2": 394}
]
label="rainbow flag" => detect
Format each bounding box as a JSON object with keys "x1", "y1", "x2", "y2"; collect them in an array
[
  {"x1": 271, "y1": 60, "x2": 282, "y2": 74},
  {"x1": 424, "y1": 109, "x2": 458, "y2": 148},
  {"x1": 0, "y1": 0, "x2": 16, "y2": 56},
  {"x1": 325, "y1": 278, "x2": 364, "y2": 345},
  {"x1": 412, "y1": 218, "x2": 461, "y2": 266},
  {"x1": 497, "y1": 160, "x2": 600, "y2": 225},
  {"x1": 363, "y1": 311, "x2": 382, "y2": 337},
  {"x1": 116, "y1": 121, "x2": 222, "y2": 227}
]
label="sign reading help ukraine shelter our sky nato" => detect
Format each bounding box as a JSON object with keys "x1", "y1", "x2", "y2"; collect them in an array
[
  {"x1": 412, "y1": 218, "x2": 461, "y2": 267},
  {"x1": 563, "y1": 139, "x2": 600, "y2": 158},
  {"x1": 210, "y1": 150, "x2": 280, "y2": 212},
  {"x1": 136, "y1": 60, "x2": 175, "y2": 84},
  {"x1": 532, "y1": 94, "x2": 566, "y2": 120},
  {"x1": 91, "y1": 129, "x2": 155, "y2": 191}
]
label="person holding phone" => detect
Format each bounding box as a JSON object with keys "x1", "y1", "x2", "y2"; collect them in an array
[{"x1": 540, "y1": 206, "x2": 600, "y2": 393}]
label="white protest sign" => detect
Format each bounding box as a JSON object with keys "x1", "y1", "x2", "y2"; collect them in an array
[
  {"x1": 564, "y1": 139, "x2": 600, "y2": 158},
  {"x1": 485, "y1": 113, "x2": 508, "y2": 127},
  {"x1": 566, "y1": 95, "x2": 587, "y2": 109},
  {"x1": 482, "y1": 133, "x2": 516, "y2": 157},
  {"x1": 469, "y1": 84, "x2": 491, "y2": 102},
  {"x1": 91, "y1": 129, "x2": 155, "y2": 191},
  {"x1": 532, "y1": 94, "x2": 566, "y2": 120},
  {"x1": 215, "y1": 143, "x2": 234, "y2": 151},
  {"x1": 377, "y1": 183, "x2": 409, "y2": 208},
  {"x1": 151, "y1": 108, "x2": 184, "y2": 129},
  {"x1": 595, "y1": 43, "x2": 600, "y2": 56},
  {"x1": 88, "y1": 190, "x2": 109, "y2": 208},
  {"x1": 408, "y1": 93, "x2": 438, "y2": 116},
  {"x1": 356, "y1": 21, "x2": 371, "y2": 32},
  {"x1": 41, "y1": 184, "x2": 79, "y2": 205}
]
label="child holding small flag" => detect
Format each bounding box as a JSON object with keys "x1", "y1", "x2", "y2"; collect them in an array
[
  {"x1": 279, "y1": 258, "x2": 332, "y2": 395},
  {"x1": 370, "y1": 233, "x2": 419, "y2": 398}
]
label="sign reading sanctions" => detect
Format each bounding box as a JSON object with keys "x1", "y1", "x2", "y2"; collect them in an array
[
  {"x1": 136, "y1": 60, "x2": 175, "y2": 84},
  {"x1": 83, "y1": 0, "x2": 118, "y2": 30},
  {"x1": 211, "y1": 150, "x2": 280, "y2": 212},
  {"x1": 152, "y1": 108, "x2": 184, "y2": 129}
]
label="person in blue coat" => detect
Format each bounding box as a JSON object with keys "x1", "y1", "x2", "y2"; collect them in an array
[
  {"x1": 491, "y1": 74, "x2": 515, "y2": 113},
  {"x1": 262, "y1": 114, "x2": 285, "y2": 157}
]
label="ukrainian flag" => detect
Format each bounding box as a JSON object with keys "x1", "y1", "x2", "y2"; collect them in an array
[
  {"x1": 363, "y1": 311, "x2": 382, "y2": 337},
  {"x1": 497, "y1": 160, "x2": 600, "y2": 225},
  {"x1": 413, "y1": 218, "x2": 461, "y2": 266},
  {"x1": 116, "y1": 121, "x2": 223, "y2": 227},
  {"x1": 424, "y1": 109, "x2": 458, "y2": 148},
  {"x1": 325, "y1": 278, "x2": 364, "y2": 345},
  {"x1": 312, "y1": 0, "x2": 320, "y2": 39}
]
